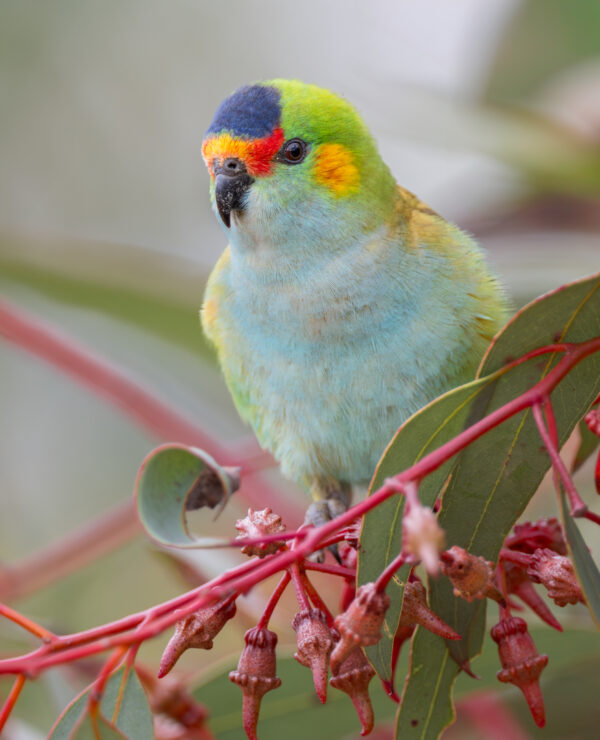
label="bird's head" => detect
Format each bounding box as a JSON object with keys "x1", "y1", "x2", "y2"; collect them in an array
[{"x1": 202, "y1": 80, "x2": 396, "y2": 254}]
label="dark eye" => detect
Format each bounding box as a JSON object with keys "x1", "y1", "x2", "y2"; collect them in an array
[{"x1": 280, "y1": 138, "x2": 307, "y2": 164}]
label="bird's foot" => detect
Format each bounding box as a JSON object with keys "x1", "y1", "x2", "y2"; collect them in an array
[{"x1": 304, "y1": 486, "x2": 351, "y2": 563}]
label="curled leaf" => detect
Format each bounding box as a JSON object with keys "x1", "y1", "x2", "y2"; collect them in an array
[{"x1": 135, "y1": 443, "x2": 240, "y2": 548}]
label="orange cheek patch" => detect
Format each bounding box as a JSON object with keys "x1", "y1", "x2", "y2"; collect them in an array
[
  {"x1": 202, "y1": 127, "x2": 285, "y2": 177},
  {"x1": 314, "y1": 143, "x2": 359, "y2": 196}
]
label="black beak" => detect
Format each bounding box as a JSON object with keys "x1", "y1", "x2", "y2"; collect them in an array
[{"x1": 213, "y1": 158, "x2": 254, "y2": 228}]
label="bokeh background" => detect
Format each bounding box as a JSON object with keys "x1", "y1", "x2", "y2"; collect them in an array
[{"x1": 1, "y1": 1, "x2": 599, "y2": 737}]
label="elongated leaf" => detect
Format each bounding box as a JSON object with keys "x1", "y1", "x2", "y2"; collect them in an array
[
  {"x1": 394, "y1": 629, "x2": 460, "y2": 740},
  {"x1": 358, "y1": 374, "x2": 496, "y2": 680},
  {"x1": 362, "y1": 273, "x2": 600, "y2": 739},
  {"x1": 49, "y1": 667, "x2": 153, "y2": 739},
  {"x1": 135, "y1": 443, "x2": 240, "y2": 548},
  {"x1": 559, "y1": 491, "x2": 600, "y2": 629}
]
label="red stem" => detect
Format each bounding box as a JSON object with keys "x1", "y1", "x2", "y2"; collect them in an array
[
  {"x1": 303, "y1": 561, "x2": 356, "y2": 579},
  {"x1": 0, "y1": 603, "x2": 56, "y2": 642},
  {"x1": 375, "y1": 552, "x2": 407, "y2": 592},
  {"x1": 583, "y1": 510, "x2": 600, "y2": 525},
  {"x1": 499, "y1": 549, "x2": 533, "y2": 567},
  {"x1": 0, "y1": 299, "x2": 252, "y2": 469},
  {"x1": 300, "y1": 573, "x2": 336, "y2": 625},
  {"x1": 290, "y1": 565, "x2": 311, "y2": 611},
  {"x1": 257, "y1": 572, "x2": 291, "y2": 629},
  {"x1": 89, "y1": 646, "x2": 127, "y2": 712},
  {"x1": 0, "y1": 674, "x2": 26, "y2": 732},
  {"x1": 532, "y1": 403, "x2": 587, "y2": 515}
]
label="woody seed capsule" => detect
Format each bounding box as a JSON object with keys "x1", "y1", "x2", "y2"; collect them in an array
[
  {"x1": 491, "y1": 616, "x2": 548, "y2": 728},
  {"x1": 229, "y1": 627, "x2": 281, "y2": 740},
  {"x1": 330, "y1": 582, "x2": 390, "y2": 673}
]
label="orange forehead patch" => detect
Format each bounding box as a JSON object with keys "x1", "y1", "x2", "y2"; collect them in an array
[
  {"x1": 314, "y1": 143, "x2": 359, "y2": 196},
  {"x1": 202, "y1": 127, "x2": 285, "y2": 177}
]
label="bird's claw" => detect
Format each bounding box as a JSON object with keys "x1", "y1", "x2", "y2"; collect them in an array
[{"x1": 304, "y1": 492, "x2": 349, "y2": 563}]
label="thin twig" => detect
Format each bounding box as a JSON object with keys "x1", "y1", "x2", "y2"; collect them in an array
[
  {"x1": 303, "y1": 561, "x2": 356, "y2": 579},
  {"x1": 0, "y1": 674, "x2": 26, "y2": 732},
  {"x1": 290, "y1": 565, "x2": 311, "y2": 611},
  {"x1": 257, "y1": 572, "x2": 291, "y2": 629},
  {"x1": 532, "y1": 403, "x2": 587, "y2": 515},
  {"x1": 375, "y1": 552, "x2": 407, "y2": 592},
  {"x1": 0, "y1": 603, "x2": 56, "y2": 642}
]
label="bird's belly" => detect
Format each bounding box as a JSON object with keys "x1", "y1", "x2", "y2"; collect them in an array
[{"x1": 227, "y1": 320, "x2": 435, "y2": 485}]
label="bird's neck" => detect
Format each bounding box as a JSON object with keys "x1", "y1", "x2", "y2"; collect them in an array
[{"x1": 227, "y1": 175, "x2": 398, "y2": 285}]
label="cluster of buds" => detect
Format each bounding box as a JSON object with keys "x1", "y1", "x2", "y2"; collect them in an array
[
  {"x1": 156, "y1": 510, "x2": 395, "y2": 738},
  {"x1": 436, "y1": 517, "x2": 587, "y2": 729},
  {"x1": 156, "y1": 504, "x2": 587, "y2": 739}
]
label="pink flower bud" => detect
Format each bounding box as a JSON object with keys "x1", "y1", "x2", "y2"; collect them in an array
[
  {"x1": 330, "y1": 583, "x2": 390, "y2": 673},
  {"x1": 149, "y1": 674, "x2": 211, "y2": 737},
  {"x1": 585, "y1": 408, "x2": 600, "y2": 436},
  {"x1": 399, "y1": 579, "x2": 460, "y2": 640},
  {"x1": 504, "y1": 562, "x2": 562, "y2": 631},
  {"x1": 527, "y1": 548, "x2": 584, "y2": 607},
  {"x1": 330, "y1": 647, "x2": 376, "y2": 736},
  {"x1": 235, "y1": 508, "x2": 286, "y2": 557},
  {"x1": 509, "y1": 518, "x2": 566, "y2": 555},
  {"x1": 491, "y1": 616, "x2": 548, "y2": 727},
  {"x1": 229, "y1": 627, "x2": 281, "y2": 740},
  {"x1": 440, "y1": 546, "x2": 504, "y2": 603},
  {"x1": 402, "y1": 503, "x2": 445, "y2": 574},
  {"x1": 159, "y1": 598, "x2": 237, "y2": 677},
  {"x1": 293, "y1": 608, "x2": 335, "y2": 703}
]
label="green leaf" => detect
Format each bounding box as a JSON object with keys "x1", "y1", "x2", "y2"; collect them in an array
[
  {"x1": 394, "y1": 629, "x2": 460, "y2": 740},
  {"x1": 135, "y1": 443, "x2": 240, "y2": 548},
  {"x1": 431, "y1": 272, "x2": 600, "y2": 651},
  {"x1": 362, "y1": 273, "x2": 600, "y2": 738},
  {"x1": 69, "y1": 713, "x2": 128, "y2": 740},
  {"x1": 357, "y1": 374, "x2": 495, "y2": 681},
  {"x1": 49, "y1": 667, "x2": 154, "y2": 739},
  {"x1": 573, "y1": 417, "x2": 600, "y2": 472},
  {"x1": 559, "y1": 491, "x2": 600, "y2": 629}
]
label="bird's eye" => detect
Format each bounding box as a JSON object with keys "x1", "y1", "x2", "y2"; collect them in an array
[{"x1": 280, "y1": 138, "x2": 307, "y2": 164}]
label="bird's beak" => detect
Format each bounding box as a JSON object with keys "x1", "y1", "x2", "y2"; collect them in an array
[{"x1": 213, "y1": 158, "x2": 254, "y2": 228}]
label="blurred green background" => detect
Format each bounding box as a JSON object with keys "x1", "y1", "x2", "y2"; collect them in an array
[{"x1": 1, "y1": 0, "x2": 599, "y2": 737}]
